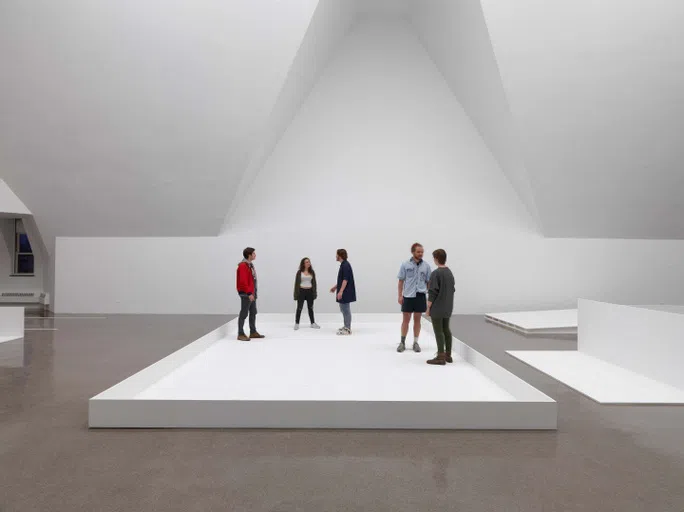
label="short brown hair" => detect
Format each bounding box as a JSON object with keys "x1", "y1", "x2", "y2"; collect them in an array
[
  {"x1": 432, "y1": 249, "x2": 447, "y2": 265},
  {"x1": 337, "y1": 249, "x2": 348, "y2": 261},
  {"x1": 411, "y1": 243, "x2": 423, "y2": 253},
  {"x1": 243, "y1": 247, "x2": 255, "y2": 259}
]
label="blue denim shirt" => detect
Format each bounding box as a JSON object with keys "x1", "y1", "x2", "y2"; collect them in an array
[{"x1": 398, "y1": 258, "x2": 431, "y2": 298}]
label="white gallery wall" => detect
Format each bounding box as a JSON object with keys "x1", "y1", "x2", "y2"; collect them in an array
[
  {"x1": 54, "y1": 233, "x2": 684, "y2": 315},
  {"x1": 222, "y1": 17, "x2": 536, "y2": 315},
  {"x1": 53, "y1": 18, "x2": 684, "y2": 315},
  {"x1": 55, "y1": 237, "x2": 230, "y2": 315}
]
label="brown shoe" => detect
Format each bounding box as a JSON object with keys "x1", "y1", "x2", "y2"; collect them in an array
[
  {"x1": 249, "y1": 332, "x2": 265, "y2": 339},
  {"x1": 445, "y1": 352, "x2": 453, "y2": 363},
  {"x1": 237, "y1": 334, "x2": 250, "y2": 341},
  {"x1": 427, "y1": 353, "x2": 446, "y2": 366}
]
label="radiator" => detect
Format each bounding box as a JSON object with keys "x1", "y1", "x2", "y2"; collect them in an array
[{"x1": 0, "y1": 291, "x2": 48, "y2": 304}]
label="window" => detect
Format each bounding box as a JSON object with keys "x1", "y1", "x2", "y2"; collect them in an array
[{"x1": 13, "y1": 219, "x2": 34, "y2": 275}]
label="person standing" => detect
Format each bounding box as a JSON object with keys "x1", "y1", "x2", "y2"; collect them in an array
[
  {"x1": 330, "y1": 249, "x2": 356, "y2": 335},
  {"x1": 293, "y1": 257, "x2": 321, "y2": 330},
  {"x1": 397, "y1": 243, "x2": 432, "y2": 353},
  {"x1": 236, "y1": 247, "x2": 265, "y2": 341},
  {"x1": 426, "y1": 249, "x2": 455, "y2": 365}
]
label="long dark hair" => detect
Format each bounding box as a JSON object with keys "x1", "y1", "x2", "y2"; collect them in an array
[{"x1": 299, "y1": 257, "x2": 315, "y2": 275}]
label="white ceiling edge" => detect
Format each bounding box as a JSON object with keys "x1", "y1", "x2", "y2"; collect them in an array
[
  {"x1": 220, "y1": 0, "x2": 357, "y2": 234},
  {"x1": 0, "y1": 179, "x2": 31, "y2": 216},
  {"x1": 479, "y1": 0, "x2": 684, "y2": 239},
  {"x1": 409, "y1": 0, "x2": 541, "y2": 232}
]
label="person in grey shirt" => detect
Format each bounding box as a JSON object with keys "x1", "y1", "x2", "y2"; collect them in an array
[
  {"x1": 426, "y1": 248, "x2": 455, "y2": 366},
  {"x1": 397, "y1": 243, "x2": 432, "y2": 353}
]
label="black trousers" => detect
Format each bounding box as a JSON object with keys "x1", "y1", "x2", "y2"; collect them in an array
[
  {"x1": 295, "y1": 288, "x2": 315, "y2": 324},
  {"x1": 238, "y1": 294, "x2": 257, "y2": 335}
]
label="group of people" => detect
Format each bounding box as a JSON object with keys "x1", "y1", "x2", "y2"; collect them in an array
[{"x1": 235, "y1": 243, "x2": 455, "y2": 366}]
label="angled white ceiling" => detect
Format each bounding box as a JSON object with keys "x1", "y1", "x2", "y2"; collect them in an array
[
  {"x1": 0, "y1": 179, "x2": 31, "y2": 217},
  {"x1": 2, "y1": 0, "x2": 683, "y2": 242},
  {"x1": 411, "y1": 0, "x2": 540, "y2": 229},
  {"x1": 355, "y1": 0, "x2": 413, "y2": 16},
  {"x1": 480, "y1": 0, "x2": 684, "y2": 238},
  {"x1": 229, "y1": 18, "x2": 535, "y2": 237},
  {"x1": 221, "y1": 0, "x2": 357, "y2": 232},
  {"x1": 0, "y1": 0, "x2": 318, "y2": 241}
]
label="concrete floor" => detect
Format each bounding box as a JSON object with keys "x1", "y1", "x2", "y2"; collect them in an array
[{"x1": 1, "y1": 314, "x2": 683, "y2": 511}]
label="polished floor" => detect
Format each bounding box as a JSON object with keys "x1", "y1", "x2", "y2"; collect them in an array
[{"x1": 1, "y1": 314, "x2": 684, "y2": 511}]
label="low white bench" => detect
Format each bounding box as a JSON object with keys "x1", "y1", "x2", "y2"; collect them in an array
[{"x1": 0, "y1": 306, "x2": 25, "y2": 343}]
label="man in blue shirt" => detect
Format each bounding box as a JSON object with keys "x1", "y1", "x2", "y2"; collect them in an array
[
  {"x1": 330, "y1": 248, "x2": 356, "y2": 335},
  {"x1": 397, "y1": 243, "x2": 431, "y2": 352}
]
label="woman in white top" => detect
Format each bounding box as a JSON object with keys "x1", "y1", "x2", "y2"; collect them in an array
[{"x1": 294, "y1": 258, "x2": 320, "y2": 330}]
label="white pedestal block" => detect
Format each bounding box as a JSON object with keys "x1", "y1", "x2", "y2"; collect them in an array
[
  {"x1": 0, "y1": 306, "x2": 24, "y2": 344},
  {"x1": 508, "y1": 300, "x2": 684, "y2": 404},
  {"x1": 485, "y1": 309, "x2": 577, "y2": 335}
]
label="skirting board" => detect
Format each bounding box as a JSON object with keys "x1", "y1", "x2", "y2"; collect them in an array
[{"x1": 90, "y1": 314, "x2": 557, "y2": 430}]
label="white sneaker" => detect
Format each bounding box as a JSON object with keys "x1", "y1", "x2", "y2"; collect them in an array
[
  {"x1": 337, "y1": 327, "x2": 352, "y2": 336},
  {"x1": 294, "y1": 324, "x2": 300, "y2": 331},
  {"x1": 311, "y1": 323, "x2": 321, "y2": 329}
]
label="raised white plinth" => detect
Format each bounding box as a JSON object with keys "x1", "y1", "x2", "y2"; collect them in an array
[
  {"x1": 579, "y1": 300, "x2": 684, "y2": 390},
  {"x1": 508, "y1": 350, "x2": 684, "y2": 404},
  {"x1": 0, "y1": 306, "x2": 24, "y2": 344},
  {"x1": 485, "y1": 309, "x2": 577, "y2": 335},
  {"x1": 90, "y1": 314, "x2": 556, "y2": 430},
  {"x1": 508, "y1": 300, "x2": 684, "y2": 404}
]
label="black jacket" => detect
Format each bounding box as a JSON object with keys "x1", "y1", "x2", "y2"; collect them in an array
[{"x1": 294, "y1": 270, "x2": 318, "y2": 300}]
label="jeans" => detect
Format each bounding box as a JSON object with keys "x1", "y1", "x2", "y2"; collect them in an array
[
  {"x1": 339, "y1": 302, "x2": 352, "y2": 329},
  {"x1": 431, "y1": 317, "x2": 452, "y2": 353},
  {"x1": 238, "y1": 294, "x2": 257, "y2": 335},
  {"x1": 296, "y1": 288, "x2": 315, "y2": 324}
]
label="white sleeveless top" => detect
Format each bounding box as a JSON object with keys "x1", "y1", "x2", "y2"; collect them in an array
[{"x1": 300, "y1": 273, "x2": 313, "y2": 289}]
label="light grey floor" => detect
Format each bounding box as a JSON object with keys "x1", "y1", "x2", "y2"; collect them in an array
[{"x1": 1, "y1": 313, "x2": 683, "y2": 511}]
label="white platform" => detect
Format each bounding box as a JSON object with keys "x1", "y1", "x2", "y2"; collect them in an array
[
  {"x1": 0, "y1": 306, "x2": 24, "y2": 344},
  {"x1": 508, "y1": 300, "x2": 684, "y2": 404},
  {"x1": 485, "y1": 309, "x2": 577, "y2": 335},
  {"x1": 508, "y1": 350, "x2": 684, "y2": 404},
  {"x1": 90, "y1": 314, "x2": 557, "y2": 430}
]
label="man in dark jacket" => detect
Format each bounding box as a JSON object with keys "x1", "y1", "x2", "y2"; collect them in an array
[
  {"x1": 236, "y1": 247, "x2": 265, "y2": 341},
  {"x1": 330, "y1": 249, "x2": 356, "y2": 335}
]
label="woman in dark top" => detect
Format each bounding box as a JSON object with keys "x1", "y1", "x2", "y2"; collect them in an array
[{"x1": 294, "y1": 258, "x2": 320, "y2": 330}]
